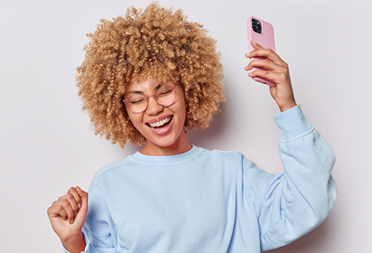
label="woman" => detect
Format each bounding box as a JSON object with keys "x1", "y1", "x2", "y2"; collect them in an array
[{"x1": 47, "y1": 3, "x2": 337, "y2": 253}]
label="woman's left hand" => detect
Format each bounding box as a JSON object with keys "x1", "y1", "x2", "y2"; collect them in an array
[{"x1": 245, "y1": 40, "x2": 297, "y2": 112}]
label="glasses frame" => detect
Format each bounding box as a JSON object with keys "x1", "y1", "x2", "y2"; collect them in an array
[{"x1": 123, "y1": 84, "x2": 180, "y2": 114}]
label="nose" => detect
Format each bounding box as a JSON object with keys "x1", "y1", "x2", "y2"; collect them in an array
[{"x1": 146, "y1": 96, "x2": 163, "y2": 115}]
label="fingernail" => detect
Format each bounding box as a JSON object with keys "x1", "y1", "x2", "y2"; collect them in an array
[
  {"x1": 252, "y1": 40, "x2": 257, "y2": 44},
  {"x1": 245, "y1": 52, "x2": 250, "y2": 57},
  {"x1": 78, "y1": 203, "x2": 81, "y2": 209},
  {"x1": 70, "y1": 218, "x2": 74, "y2": 224}
]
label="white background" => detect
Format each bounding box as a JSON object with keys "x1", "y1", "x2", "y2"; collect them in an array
[{"x1": 0, "y1": 0, "x2": 371, "y2": 252}]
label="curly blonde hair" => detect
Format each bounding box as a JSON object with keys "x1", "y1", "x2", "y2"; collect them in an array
[{"x1": 76, "y1": 2, "x2": 225, "y2": 148}]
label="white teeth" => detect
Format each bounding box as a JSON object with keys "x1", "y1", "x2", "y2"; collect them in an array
[{"x1": 149, "y1": 117, "x2": 171, "y2": 128}]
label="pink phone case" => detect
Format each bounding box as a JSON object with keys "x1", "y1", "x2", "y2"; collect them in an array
[{"x1": 247, "y1": 16, "x2": 276, "y2": 86}]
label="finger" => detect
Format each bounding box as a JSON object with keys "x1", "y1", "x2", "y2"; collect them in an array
[
  {"x1": 245, "y1": 58, "x2": 284, "y2": 72},
  {"x1": 73, "y1": 186, "x2": 89, "y2": 227},
  {"x1": 245, "y1": 40, "x2": 264, "y2": 58},
  {"x1": 68, "y1": 187, "x2": 81, "y2": 209},
  {"x1": 65, "y1": 193, "x2": 79, "y2": 215},
  {"x1": 47, "y1": 201, "x2": 67, "y2": 220},
  {"x1": 251, "y1": 40, "x2": 263, "y2": 49},
  {"x1": 248, "y1": 49, "x2": 285, "y2": 67},
  {"x1": 56, "y1": 204, "x2": 68, "y2": 220},
  {"x1": 247, "y1": 42, "x2": 287, "y2": 67},
  {"x1": 60, "y1": 200, "x2": 76, "y2": 224},
  {"x1": 76, "y1": 186, "x2": 88, "y2": 212},
  {"x1": 248, "y1": 70, "x2": 288, "y2": 85},
  {"x1": 75, "y1": 186, "x2": 87, "y2": 197}
]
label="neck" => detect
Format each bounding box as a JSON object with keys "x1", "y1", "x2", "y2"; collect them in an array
[{"x1": 140, "y1": 131, "x2": 192, "y2": 156}]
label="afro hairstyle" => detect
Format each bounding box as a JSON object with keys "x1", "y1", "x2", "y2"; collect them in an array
[{"x1": 76, "y1": 2, "x2": 225, "y2": 148}]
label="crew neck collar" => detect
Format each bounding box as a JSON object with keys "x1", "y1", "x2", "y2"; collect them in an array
[{"x1": 130, "y1": 145, "x2": 201, "y2": 165}]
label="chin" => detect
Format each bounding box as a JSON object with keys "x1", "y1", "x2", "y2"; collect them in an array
[
  {"x1": 143, "y1": 125, "x2": 187, "y2": 153},
  {"x1": 145, "y1": 131, "x2": 181, "y2": 148}
]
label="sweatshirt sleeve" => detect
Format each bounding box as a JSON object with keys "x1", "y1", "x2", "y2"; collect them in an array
[
  {"x1": 62, "y1": 178, "x2": 119, "y2": 253},
  {"x1": 243, "y1": 104, "x2": 337, "y2": 251}
]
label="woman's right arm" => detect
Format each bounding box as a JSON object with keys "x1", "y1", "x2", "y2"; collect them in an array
[
  {"x1": 47, "y1": 186, "x2": 88, "y2": 253},
  {"x1": 48, "y1": 183, "x2": 119, "y2": 253}
]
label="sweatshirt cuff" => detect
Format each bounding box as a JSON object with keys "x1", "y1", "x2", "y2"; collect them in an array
[{"x1": 273, "y1": 104, "x2": 313, "y2": 140}]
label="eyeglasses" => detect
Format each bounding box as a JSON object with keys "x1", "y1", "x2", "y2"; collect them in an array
[{"x1": 123, "y1": 84, "x2": 180, "y2": 114}]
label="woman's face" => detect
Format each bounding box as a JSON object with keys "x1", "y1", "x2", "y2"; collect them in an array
[{"x1": 124, "y1": 77, "x2": 191, "y2": 155}]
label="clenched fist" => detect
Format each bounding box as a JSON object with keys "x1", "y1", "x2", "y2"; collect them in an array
[{"x1": 47, "y1": 186, "x2": 88, "y2": 252}]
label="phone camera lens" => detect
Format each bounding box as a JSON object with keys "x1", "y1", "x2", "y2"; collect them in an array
[{"x1": 251, "y1": 19, "x2": 262, "y2": 34}]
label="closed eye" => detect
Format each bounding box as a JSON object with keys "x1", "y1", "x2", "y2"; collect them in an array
[
  {"x1": 130, "y1": 99, "x2": 145, "y2": 104},
  {"x1": 158, "y1": 90, "x2": 172, "y2": 96}
]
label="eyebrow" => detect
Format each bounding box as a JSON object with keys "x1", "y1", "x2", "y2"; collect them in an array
[{"x1": 126, "y1": 82, "x2": 165, "y2": 96}]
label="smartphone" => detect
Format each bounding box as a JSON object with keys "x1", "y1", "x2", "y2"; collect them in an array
[{"x1": 247, "y1": 16, "x2": 276, "y2": 86}]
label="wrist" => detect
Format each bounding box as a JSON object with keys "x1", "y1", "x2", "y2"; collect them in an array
[
  {"x1": 278, "y1": 100, "x2": 297, "y2": 112},
  {"x1": 61, "y1": 231, "x2": 86, "y2": 253}
]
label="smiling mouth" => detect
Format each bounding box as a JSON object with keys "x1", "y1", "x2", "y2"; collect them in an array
[{"x1": 146, "y1": 116, "x2": 173, "y2": 130}]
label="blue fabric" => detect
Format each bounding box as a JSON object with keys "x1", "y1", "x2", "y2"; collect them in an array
[{"x1": 63, "y1": 104, "x2": 337, "y2": 253}]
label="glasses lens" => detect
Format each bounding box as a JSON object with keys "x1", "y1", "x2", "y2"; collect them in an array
[
  {"x1": 156, "y1": 86, "x2": 176, "y2": 106},
  {"x1": 127, "y1": 95, "x2": 147, "y2": 113}
]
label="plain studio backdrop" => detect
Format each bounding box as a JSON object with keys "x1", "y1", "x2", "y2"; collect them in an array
[{"x1": 0, "y1": 0, "x2": 371, "y2": 252}]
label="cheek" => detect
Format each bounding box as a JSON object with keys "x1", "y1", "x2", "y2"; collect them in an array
[
  {"x1": 176, "y1": 92, "x2": 186, "y2": 115},
  {"x1": 175, "y1": 105, "x2": 187, "y2": 125},
  {"x1": 174, "y1": 97, "x2": 186, "y2": 115},
  {"x1": 127, "y1": 112, "x2": 142, "y2": 127},
  {"x1": 132, "y1": 116, "x2": 143, "y2": 127}
]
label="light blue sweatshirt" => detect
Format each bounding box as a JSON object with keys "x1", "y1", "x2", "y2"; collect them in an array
[{"x1": 63, "y1": 104, "x2": 337, "y2": 253}]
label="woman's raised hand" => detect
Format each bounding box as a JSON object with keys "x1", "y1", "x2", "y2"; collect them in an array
[
  {"x1": 245, "y1": 40, "x2": 297, "y2": 112},
  {"x1": 47, "y1": 186, "x2": 88, "y2": 252}
]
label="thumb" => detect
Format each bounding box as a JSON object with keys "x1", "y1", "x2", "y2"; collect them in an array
[{"x1": 74, "y1": 186, "x2": 88, "y2": 228}]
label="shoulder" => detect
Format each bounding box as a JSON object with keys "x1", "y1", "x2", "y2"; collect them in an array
[
  {"x1": 199, "y1": 147, "x2": 260, "y2": 171},
  {"x1": 199, "y1": 147, "x2": 255, "y2": 165},
  {"x1": 89, "y1": 155, "x2": 135, "y2": 187}
]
